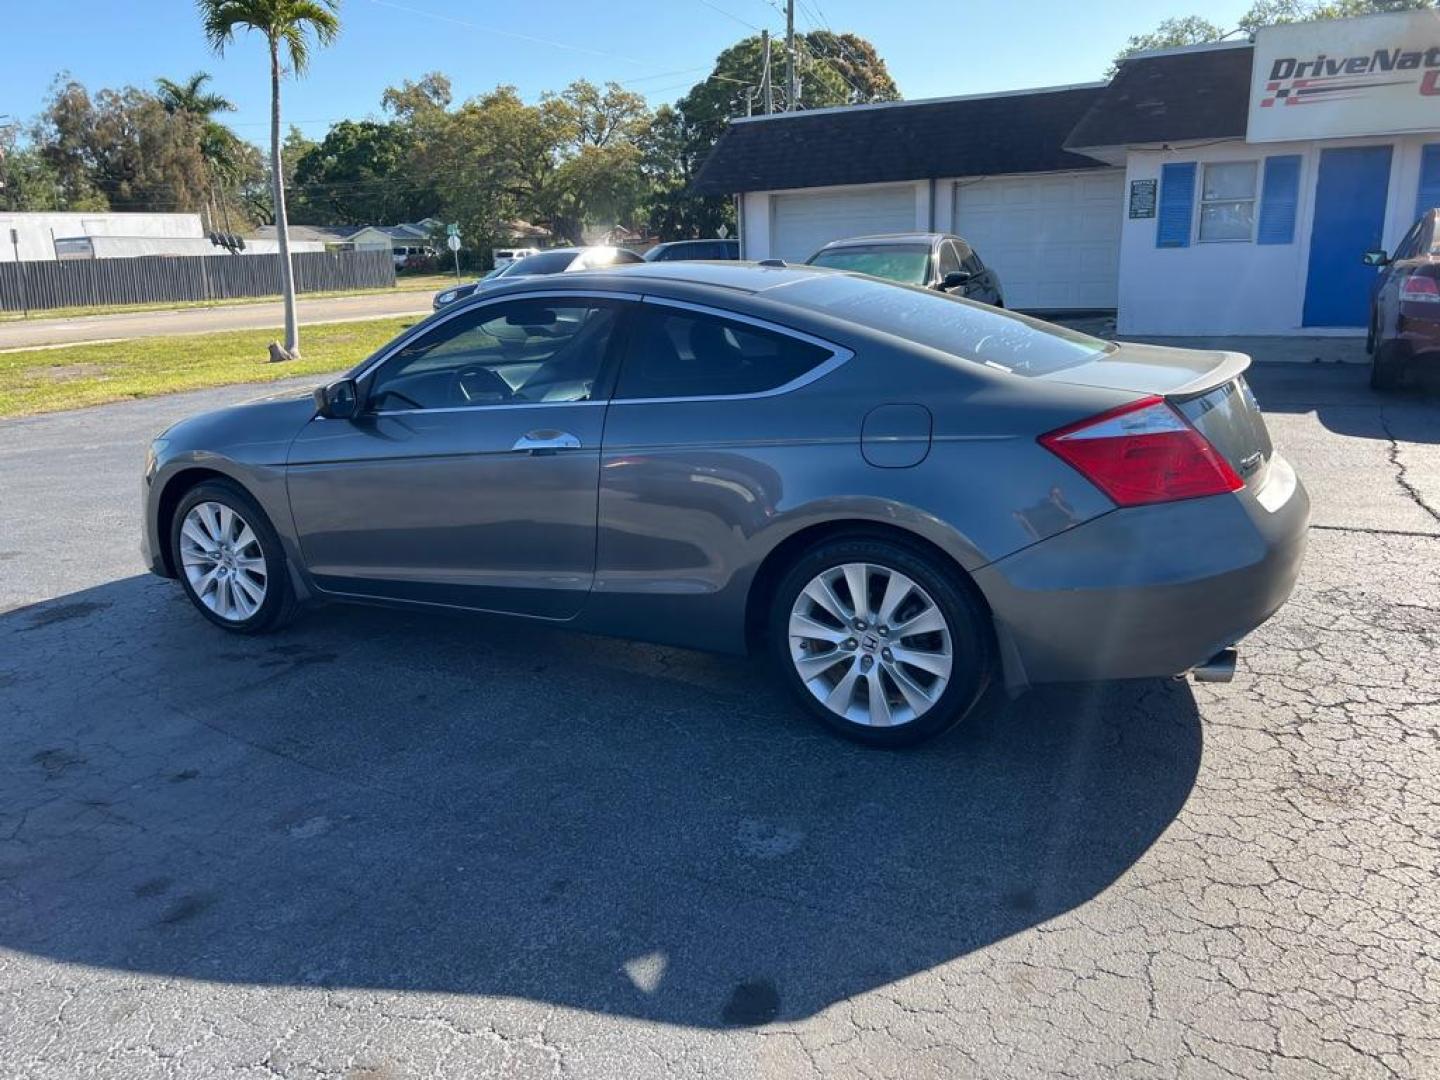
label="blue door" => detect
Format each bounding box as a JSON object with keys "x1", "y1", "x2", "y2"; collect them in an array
[{"x1": 1303, "y1": 146, "x2": 1392, "y2": 327}]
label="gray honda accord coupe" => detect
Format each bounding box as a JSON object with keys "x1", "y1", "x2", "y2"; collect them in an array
[{"x1": 142, "y1": 262, "x2": 1308, "y2": 746}]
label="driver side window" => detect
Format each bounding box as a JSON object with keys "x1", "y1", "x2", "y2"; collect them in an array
[{"x1": 367, "y1": 299, "x2": 619, "y2": 412}]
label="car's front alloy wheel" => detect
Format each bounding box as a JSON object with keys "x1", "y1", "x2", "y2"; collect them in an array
[
  {"x1": 170, "y1": 479, "x2": 296, "y2": 634},
  {"x1": 180, "y1": 501, "x2": 269, "y2": 622}
]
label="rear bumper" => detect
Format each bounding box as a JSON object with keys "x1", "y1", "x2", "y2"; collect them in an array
[
  {"x1": 1396, "y1": 310, "x2": 1440, "y2": 357},
  {"x1": 974, "y1": 453, "x2": 1309, "y2": 688}
]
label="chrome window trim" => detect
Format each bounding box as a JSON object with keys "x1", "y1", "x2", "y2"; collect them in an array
[
  {"x1": 333, "y1": 287, "x2": 853, "y2": 418},
  {"x1": 606, "y1": 294, "x2": 853, "y2": 406},
  {"x1": 330, "y1": 399, "x2": 608, "y2": 419}
]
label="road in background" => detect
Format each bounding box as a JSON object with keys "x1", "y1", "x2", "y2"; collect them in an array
[{"x1": 0, "y1": 289, "x2": 435, "y2": 350}]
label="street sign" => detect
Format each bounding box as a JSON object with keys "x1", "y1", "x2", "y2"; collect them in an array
[
  {"x1": 445, "y1": 223, "x2": 459, "y2": 237},
  {"x1": 717, "y1": 224, "x2": 729, "y2": 238},
  {"x1": 446, "y1": 234, "x2": 462, "y2": 252}
]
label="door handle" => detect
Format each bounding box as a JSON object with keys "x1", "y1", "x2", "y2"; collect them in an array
[{"x1": 512, "y1": 430, "x2": 582, "y2": 454}]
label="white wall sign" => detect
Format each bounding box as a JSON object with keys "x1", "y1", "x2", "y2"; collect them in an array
[{"x1": 1248, "y1": 11, "x2": 1440, "y2": 143}]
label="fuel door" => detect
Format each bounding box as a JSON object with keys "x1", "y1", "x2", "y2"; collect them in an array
[{"x1": 861, "y1": 403, "x2": 933, "y2": 468}]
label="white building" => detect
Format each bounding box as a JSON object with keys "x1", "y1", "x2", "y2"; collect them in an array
[
  {"x1": 0, "y1": 210, "x2": 322, "y2": 262},
  {"x1": 696, "y1": 10, "x2": 1440, "y2": 337},
  {"x1": 251, "y1": 219, "x2": 443, "y2": 262}
]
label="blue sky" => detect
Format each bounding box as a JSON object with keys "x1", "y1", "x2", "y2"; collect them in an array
[{"x1": 2, "y1": 0, "x2": 1256, "y2": 144}]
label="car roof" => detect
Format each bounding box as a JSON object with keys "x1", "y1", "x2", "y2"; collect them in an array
[
  {"x1": 498, "y1": 260, "x2": 836, "y2": 294},
  {"x1": 815, "y1": 233, "x2": 953, "y2": 250},
  {"x1": 653, "y1": 238, "x2": 738, "y2": 247}
]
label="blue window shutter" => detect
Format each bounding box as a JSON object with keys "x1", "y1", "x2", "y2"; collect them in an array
[
  {"x1": 1257, "y1": 155, "x2": 1302, "y2": 245},
  {"x1": 1416, "y1": 144, "x2": 1440, "y2": 221},
  {"x1": 1157, "y1": 162, "x2": 1196, "y2": 248}
]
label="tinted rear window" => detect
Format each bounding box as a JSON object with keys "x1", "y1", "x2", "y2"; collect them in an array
[
  {"x1": 784, "y1": 274, "x2": 1110, "y2": 376},
  {"x1": 616, "y1": 307, "x2": 832, "y2": 399}
]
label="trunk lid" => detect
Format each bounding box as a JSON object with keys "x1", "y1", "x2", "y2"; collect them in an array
[{"x1": 1040, "y1": 340, "x2": 1273, "y2": 490}]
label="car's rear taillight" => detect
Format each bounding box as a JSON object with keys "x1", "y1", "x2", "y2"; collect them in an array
[
  {"x1": 1039, "y1": 396, "x2": 1244, "y2": 507},
  {"x1": 1400, "y1": 273, "x2": 1440, "y2": 303}
]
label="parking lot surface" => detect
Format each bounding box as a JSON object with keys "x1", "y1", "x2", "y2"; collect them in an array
[{"x1": 1, "y1": 363, "x2": 1437, "y2": 1079}]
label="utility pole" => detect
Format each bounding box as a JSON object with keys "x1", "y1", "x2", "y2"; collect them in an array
[
  {"x1": 785, "y1": 0, "x2": 796, "y2": 111},
  {"x1": 762, "y1": 29, "x2": 774, "y2": 114}
]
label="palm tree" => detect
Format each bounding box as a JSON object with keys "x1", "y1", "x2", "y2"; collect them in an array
[
  {"x1": 156, "y1": 71, "x2": 236, "y2": 119},
  {"x1": 156, "y1": 72, "x2": 239, "y2": 234},
  {"x1": 198, "y1": 0, "x2": 340, "y2": 359}
]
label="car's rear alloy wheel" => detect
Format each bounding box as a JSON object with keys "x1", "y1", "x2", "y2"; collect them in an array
[
  {"x1": 789, "y1": 563, "x2": 953, "y2": 728},
  {"x1": 180, "y1": 501, "x2": 268, "y2": 622},
  {"x1": 771, "y1": 537, "x2": 992, "y2": 746},
  {"x1": 170, "y1": 480, "x2": 296, "y2": 634}
]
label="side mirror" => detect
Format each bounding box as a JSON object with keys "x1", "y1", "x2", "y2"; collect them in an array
[
  {"x1": 1362, "y1": 249, "x2": 1390, "y2": 267},
  {"x1": 941, "y1": 270, "x2": 973, "y2": 291},
  {"x1": 313, "y1": 378, "x2": 359, "y2": 420}
]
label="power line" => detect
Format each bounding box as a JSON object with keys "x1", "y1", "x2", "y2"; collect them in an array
[
  {"x1": 692, "y1": 0, "x2": 767, "y2": 32},
  {"x1": 788, "y1": 0, "x2": 869, "y2": 103},
  {"x1": 619, "y1": 65, "x2": 711, "y2": 86}
]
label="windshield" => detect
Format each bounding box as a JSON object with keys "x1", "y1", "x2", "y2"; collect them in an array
[
  {"x1": 506, "y1": 251, "x2": 576, "y2": 276},
  {"x1": 784, "y1": 273, "x2": 1111, "y2": 376},
  {"x1": 808, "y1": 244, "x2": 931, "y2": 286}
]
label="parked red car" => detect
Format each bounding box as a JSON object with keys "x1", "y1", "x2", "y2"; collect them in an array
[{"x1": 1366, "y1": 207, "x2": 1440, "y2": 389}]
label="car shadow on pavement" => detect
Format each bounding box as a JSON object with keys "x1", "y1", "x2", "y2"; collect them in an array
[
  {"x1": 0, "y1": 574, "x2": 1202, "y2": 1029},
  {"x1": 1246, "y1": 361, "x2": 1440, "y2": 443}
]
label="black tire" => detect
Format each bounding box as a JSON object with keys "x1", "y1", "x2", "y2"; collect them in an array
[
  {"x1": 1364, "y1": 311, "x2": 1377, "y2": 356},
  {"x1": 1370, "y1": 340, "x2": 1407, "y2": 391},
  {"x1": 169, "y1": 478, "x2": 297, "y2": 634},
  {"x1": 768, "y1": 535, "x2": 994, "y2": 748}
]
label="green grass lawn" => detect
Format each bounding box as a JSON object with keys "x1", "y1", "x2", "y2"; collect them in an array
[
  {"x1": 0, "y1": 274, "x2": 454, "y2": 323},
  {"x1": 0, "y1": 316, "x2": 418, "y2": 418}
]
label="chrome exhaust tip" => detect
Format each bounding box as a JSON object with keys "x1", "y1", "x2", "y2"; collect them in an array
[{"x1": 1191, "y1": 647, "x2": 1238, "y2": 683}]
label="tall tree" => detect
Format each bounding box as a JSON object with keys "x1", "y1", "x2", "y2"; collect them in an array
[
  {"x1": 34, "y1": 78, "x2": 213, "y2": 213},
  {"x1": 199, "y1": 0, "x2": 341, "y2": 360},
  {"x1": 639, "y1": 103, "x2": 733, "y2": 241},
  {"x1": 382, "y1": 72, "x2": 452, "y2": 123},
  {"x1": 540, "y1": 80, "x2": 651, "y2": 242},
  {"x1": 156, "y1": 72, "x2": 246, "y2": 232},
  {"x1": 291, "y1": 118, "x2": 435, "y2": 224},
  {"x1": 645, "y1": 31, "x2": 898, "y2": 240},
  {"x1": 155, "y1": 71, "x2": 236, "y2": 119},
  {"x1": 1113, "y1": 0, "x2": 1435, "y2": 72},
  {"x1": 0, "y1": 123, "x2": 64, "y2": 211},
  {"x1": 801, "y1": 31, "x2": 901, "y2": 105}
]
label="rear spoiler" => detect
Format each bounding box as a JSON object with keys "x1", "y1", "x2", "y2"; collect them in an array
[{"x1": 1166, "y1": 351, "x2": 1251, "y2": 399}]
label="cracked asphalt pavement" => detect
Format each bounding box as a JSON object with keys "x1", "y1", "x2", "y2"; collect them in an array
[{"x1": 0, "y1": 363, "x2": 1437, "y2": 1079}]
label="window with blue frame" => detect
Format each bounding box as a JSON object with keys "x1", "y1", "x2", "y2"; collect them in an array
[
  {"x1": 1198, "y1": 161, "x2": 1258, "y2": 242},
  {"x1": 1159, "y1": 156, "x2": 1305, "y2": 247}
]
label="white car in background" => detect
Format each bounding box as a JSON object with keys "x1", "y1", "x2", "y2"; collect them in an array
[{"x1": 493, "y1": 247, "x2": 540, "y2": 269}]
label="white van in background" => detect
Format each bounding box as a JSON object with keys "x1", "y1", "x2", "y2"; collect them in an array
[{"x1": 492, "y1": 247, "x2": 540, "y2": 269}]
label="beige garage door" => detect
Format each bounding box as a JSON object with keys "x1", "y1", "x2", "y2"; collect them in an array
[
  {"x1": 953, "y1": 171, "x2": 1123, "y2": 310},
  {"x1": 769, "y1": 186, "x2": 917, "y2": 263}
]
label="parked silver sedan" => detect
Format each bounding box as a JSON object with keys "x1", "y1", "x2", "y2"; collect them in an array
[{"x1": 143, "y1": 262, "x2": 1308, "y2": 746}]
